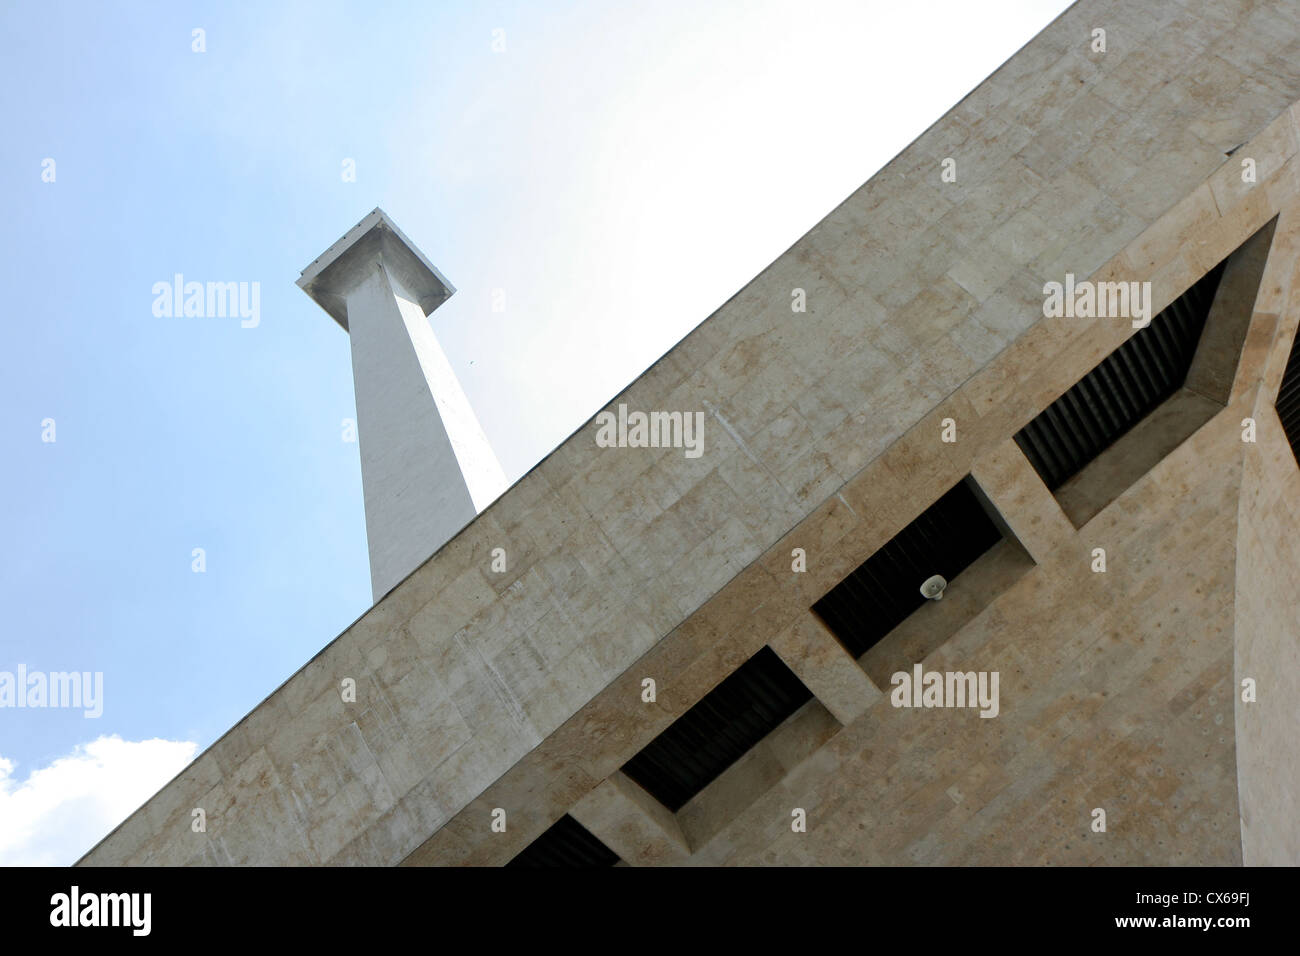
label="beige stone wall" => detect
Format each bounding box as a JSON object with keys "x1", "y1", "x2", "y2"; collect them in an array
[
  {"x1": 405, "y1": 150, "x2": 1297, "y2": 866},
  {"x1": 1235, "y1": 402, "x2": 1300, "y2": 866},
  {"x1": 81, "y1": 0, "x2": 1300, "y2": 866},
  {"x1": 1234, "y1": 234, "x2": 1300, "y2": 865},
  {"x1": 699, "y1": 417, "x2": 1247, "y2": 865}
]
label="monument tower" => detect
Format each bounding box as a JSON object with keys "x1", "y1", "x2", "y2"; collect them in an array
[{"x1": 297, "y1": 209, "x2": 508, "y2": 601}]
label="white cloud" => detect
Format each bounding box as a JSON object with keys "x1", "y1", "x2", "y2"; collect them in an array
[{"x1": 0, "y1": 735, "x2": 198, "y2": 866}]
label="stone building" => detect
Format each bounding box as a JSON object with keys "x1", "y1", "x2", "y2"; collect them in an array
[{"x1": 81, "y1": 0, "x2": 1300, "y2": 866}]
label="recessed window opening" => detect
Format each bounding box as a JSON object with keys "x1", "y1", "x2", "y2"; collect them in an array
[
  {"x1": 620, "y1": 646, "x2": 813, "y2": 813},
  {"x1": 1014, "y1": 218, "x2": 1276, "y2": 527},
  {"x1": 506, "y1": 814, "x2": 619, "y2": 867}
]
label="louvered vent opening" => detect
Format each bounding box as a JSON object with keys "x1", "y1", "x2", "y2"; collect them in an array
[
  {"x1": 506, "y1": 814, "x2": 619, "y2": 867},
  {"x1": 1277, "y1": 331, "x2": 1300, "y2": 462},
  {"x1": 812, "y1": 477, "x2": 1004, "y2": 659},
  {"x1": 620, "y1": 646, "x2": 813, "y2": 812},
  {"x1": 1013, "y1": 261, "x2": 1228, "y2": 492}
]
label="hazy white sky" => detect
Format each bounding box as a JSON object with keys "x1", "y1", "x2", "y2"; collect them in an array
[{"x1": 0, "y1": 0, "x2": 1072, "y2": 864}]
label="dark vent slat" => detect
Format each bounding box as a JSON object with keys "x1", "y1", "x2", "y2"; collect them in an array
[
  {"x1": 1146, "y1": 311, "x2": 1187, "y2": 370},
  {"x1": 1013, "y1": 260, "x2": 1227, "y2": 490},
  {"x1": 1277, "y1": 328, "x2": 1300, "y2": 460},
  {"x1": 1044, "y1": 403, "x2": 1087, "y2": 476},
  {"x1": 1131, "y1": 330, "x2": 1176, "y2": 387},
  {"x1": 507, "y1": 814, "x2": 619, "y2": 868},
  {"x1": 812, "y1": 479, "x2": 1003, "y2": 660},
  {"x1": 1092, "y1": 361, "x2": 1141, "y2": 429},
  {"x1": 1277, "y1": 386, "x2": 1300, "y2": 420},
  {"x1": 1014, "y1": 427, "x2": 1057, "y2": 483},
  {"x1": 1061, "y1": 389, "x2": 1106, "y2": 451},
  {"x1": 621, "y1": 646, "x2": 813, "y2": 812},
  {"x1": 1078, "y1": 375, "x2": 1124, "y2": 434},
  {"x1": 1113, "y1": 346, "x2": 1160, "y2": 409}
]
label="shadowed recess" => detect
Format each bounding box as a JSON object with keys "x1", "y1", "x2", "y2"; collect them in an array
[
  {"x1": 1276, "y1": 327, "x2": 1300, "y2": 463},
  {"x1": 505, "y1": 814, "x2": 620, "y2": 867},
  {"x1": 1013, "y1": 262, "x2": 1229, "y2": 491},
  {"x1": 621, "y1": 647, "x2": 813, "y2": 812},
  {"x1": 813, "y1": 478, "x2": 1004, "y2": 659}
]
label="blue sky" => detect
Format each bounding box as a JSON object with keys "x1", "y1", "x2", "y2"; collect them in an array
[{"x1": 0, "y1": 0, "x2": 1071, "y2": 864}]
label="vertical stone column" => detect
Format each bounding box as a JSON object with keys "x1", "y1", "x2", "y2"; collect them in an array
[{"x1": 298, "y1": 209, "x2": 508, "y2": 600}]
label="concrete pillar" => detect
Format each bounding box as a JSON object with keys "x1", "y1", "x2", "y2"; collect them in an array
[
  {"x1": 770, "y1": 612, "x2": 882, "y2": 726},
  {"x1": 298, "y1": 209, "x2": 508, "y2": 600},
  {"x1": 570, "y1": 772, "x2": 692, "y2": 865},
  {"x1": 970, "y1": 437, "x2": 1075, "y2": 561}
]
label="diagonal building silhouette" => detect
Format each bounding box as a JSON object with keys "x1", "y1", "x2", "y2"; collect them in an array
[{"x1": 82, "y1": 0, "x2": 1300, "y2": 866}]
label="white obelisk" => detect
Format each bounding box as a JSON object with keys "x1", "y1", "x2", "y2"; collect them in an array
[{"x1": 298, "y1": 209, "x2": 507, "y2": 601}]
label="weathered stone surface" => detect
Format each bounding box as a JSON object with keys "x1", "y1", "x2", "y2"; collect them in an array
[{"x1": 81, "y1": 0, "x2": 1300, "y2": 867}]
